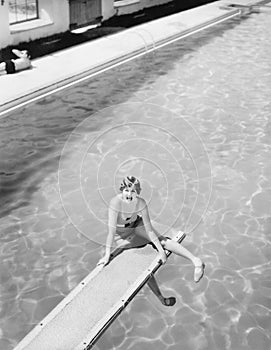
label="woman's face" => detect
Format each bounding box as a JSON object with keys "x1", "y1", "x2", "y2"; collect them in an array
[{"x1": 122, "y1": 187, "x2": 137, "y2": 203}]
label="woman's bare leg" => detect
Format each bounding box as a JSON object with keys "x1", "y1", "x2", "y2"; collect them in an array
[
  {"x1": 162, "y1": 239, "x2": 205, "y2": 282},
  {"x1": 135, "y1": 224, "x2": 200, "y2": 263},
  {"x1": 134, "y1": 224, "x2": 205, "y2": 282},
  {"x1": 162, "y1": 239, "x2": 201, "y2": 265},
  {"x1": 147, "y1": 275, "x2": 176, "y2": 306}
]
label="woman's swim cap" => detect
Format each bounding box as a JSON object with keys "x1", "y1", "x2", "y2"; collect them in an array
[{"x1": 119, "y1": 176, "x2": 141, "y2": 194}]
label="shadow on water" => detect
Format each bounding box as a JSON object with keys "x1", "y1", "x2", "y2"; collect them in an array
[{"x1": 0, "y1": 15, "x2": 251, "y2": 218}]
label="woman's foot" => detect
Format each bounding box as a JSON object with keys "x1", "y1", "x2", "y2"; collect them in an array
[
  {"x1": 161, "y1": 296, "x2": 176, "y2": 306},
  {"x1": 194, "y1": 262, "x2": 205, "y2": 283}
]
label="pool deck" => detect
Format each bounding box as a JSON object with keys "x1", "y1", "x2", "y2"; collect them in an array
[{"x1": 0, "y1": 0, "x2": 265, "y2": 115}]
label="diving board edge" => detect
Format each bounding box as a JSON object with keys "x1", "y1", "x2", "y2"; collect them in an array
[
  {"x1": 13, "y1": 231, "x2": 186, "y2": 350},
  {"x1": 77, "y1": 231, "x2": 186, "y2": 350}
]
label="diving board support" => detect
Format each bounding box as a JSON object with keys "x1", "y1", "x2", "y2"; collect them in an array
[{"x1": 14, "y1": 230, "x2": 186, "y2": 350}]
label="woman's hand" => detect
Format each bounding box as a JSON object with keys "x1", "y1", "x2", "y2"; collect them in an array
[
  {"x1": 157, "y1": 250, "x2": 167, "y2": 264},
  {"x1": 97, "y1": 255, "x2": 110, "y2": 267}
]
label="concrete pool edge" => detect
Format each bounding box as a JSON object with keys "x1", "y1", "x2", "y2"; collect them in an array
[
  {"x1": 0, "y1": 1, "x2": 244, "y2": 116},
  {"x1": 13, "y1": 232, "x2": 186, "y2": 350}
]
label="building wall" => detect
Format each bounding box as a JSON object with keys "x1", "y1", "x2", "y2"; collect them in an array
[
  {"x1": 0, "y1": 2, "x2": 12, "y2": 48},
  {"x1": 9, "y1": 0, "x2": 70, "y2": 46},
  {"x1": 0, "y1": 0, "x2": 117, "y2": 50},
  {"x1": 0, "y1": 0, "x2": 70, "y2": 49},
  {"x1": 114, "y1": 0, "x2": 173, "y2": 16},
  {"x1": 102, "y1": 0, "x2": 116, "y2": 20},
  {"x1": 0, "y1": 0, "x2": 180, "y2": 50}
]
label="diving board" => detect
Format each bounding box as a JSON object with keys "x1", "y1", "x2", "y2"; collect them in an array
[{"x1": 14, "y1": 230, "x2": 186, "y2": 350}]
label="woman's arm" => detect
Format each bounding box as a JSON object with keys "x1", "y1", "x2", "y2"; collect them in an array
[{"x1": 97, "y1": 197, "x2": 118, "y2": 266}]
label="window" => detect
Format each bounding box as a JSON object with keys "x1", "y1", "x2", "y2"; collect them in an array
[{"x1": 9, "y1": 0, "x2": 38, "y2": 24}]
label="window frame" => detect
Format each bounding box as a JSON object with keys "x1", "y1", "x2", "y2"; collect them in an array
[{"x1": 9, "y1": 0, "x2": 39, "y2": 25}]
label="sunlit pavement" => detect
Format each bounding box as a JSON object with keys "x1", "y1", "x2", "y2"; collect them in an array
[{"x1": 0, "y1": 0, "x2": 263, "y2": 114}]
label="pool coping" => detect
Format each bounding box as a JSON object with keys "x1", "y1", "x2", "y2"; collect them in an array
[
  {"x1": 0, "y1": 1, "x2": 245, "y2": 116},
  {"x1": 1, "y1": 0, "x2": 269, "y2": 116}
]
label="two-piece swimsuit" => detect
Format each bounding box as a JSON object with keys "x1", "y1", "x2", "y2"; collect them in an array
[
  {"x1": 116, "y1": 212, "x2": 142, "y2": 228},
  {"x1": 116, "y1": 197, "x2": 142, "y2": 229},
  {"x1": 4, "y1": 60, "x2": 16, "y2": 74},
  {"x1": 115, "y1": 203, "x2": 170, "y2": 249}
]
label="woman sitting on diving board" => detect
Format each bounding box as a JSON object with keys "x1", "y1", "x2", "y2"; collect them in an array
[{"x1": 98, "y1": 176, "x2": 205, "y2": 305}]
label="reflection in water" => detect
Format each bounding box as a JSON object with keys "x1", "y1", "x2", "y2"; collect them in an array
[{"x1": 1, "y1": 10, "x2": 271, "y2": 350}]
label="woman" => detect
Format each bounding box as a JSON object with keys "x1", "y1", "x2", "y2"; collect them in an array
[
  {"x1": 0, "y1": 49, "x2": 31, "y2": 75},
  {"x1": 98, "y1": 176, "x2": 205, "y2": 285}
]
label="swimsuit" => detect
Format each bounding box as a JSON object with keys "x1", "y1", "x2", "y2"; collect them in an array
[
  {"x1": 116, "y1": 213, "x2": 140, "y2": 228},
  {"x1": 116, "y1": 198, "x2": 141, "y2": 228},
  {"x1": 115, "y1": 198, "x2": 170, "y2": 249},
  {"x1": 115, "y1": 214, "x2": 170, "y2": 250},
  {"x1": 5, "y1": 60, "x2": 16, "y2": 74}
]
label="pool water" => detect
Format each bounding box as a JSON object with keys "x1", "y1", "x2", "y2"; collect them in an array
[{"x1": 1, "y1": 8, "x2": 271, "y2": 350}]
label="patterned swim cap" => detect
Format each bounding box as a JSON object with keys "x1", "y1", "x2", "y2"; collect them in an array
[{"x1": 119, "y1": 176, "x2": 141, "y2": 194}]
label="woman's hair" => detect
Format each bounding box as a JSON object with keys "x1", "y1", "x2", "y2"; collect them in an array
[{"x1": 119, "y1": 176, "x2": 141, "y2": 194}]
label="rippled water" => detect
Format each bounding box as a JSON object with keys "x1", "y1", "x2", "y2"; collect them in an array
[{"x1": 1, "y1": 9, "x2": 271, "y2": 350}]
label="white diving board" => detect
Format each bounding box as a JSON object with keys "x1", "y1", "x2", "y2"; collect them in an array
[{"x1": 14, "y1": 230, "x2": 186, "y2": 350}]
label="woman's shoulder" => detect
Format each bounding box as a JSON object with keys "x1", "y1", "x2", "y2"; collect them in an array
[
  {"x1": 137, "y1": 196, "x2": 145, "y2": 203},
  {"x1": 109, "y1": 194, "x2": 122, "y2": 208},
  {"x1": 136, "y1": 196, "x2": 148, "y2": 210}
]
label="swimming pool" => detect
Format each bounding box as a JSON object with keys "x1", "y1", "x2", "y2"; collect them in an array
[{"x1": 1, "y1": 7, "x2": 271, "y2": 350}]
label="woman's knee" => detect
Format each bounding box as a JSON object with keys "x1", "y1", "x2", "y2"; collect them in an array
[{"x1": 160, "y1": 237, "x2": 171, "y2": 248}]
